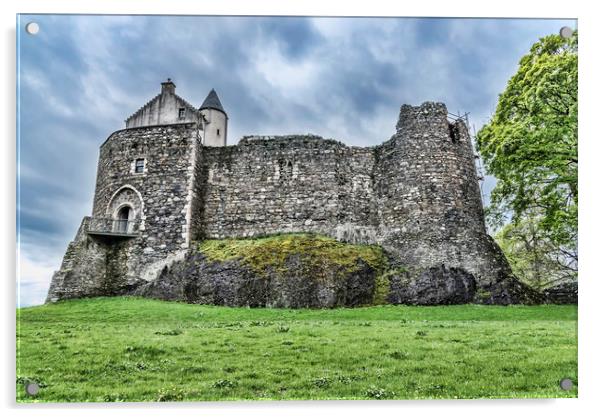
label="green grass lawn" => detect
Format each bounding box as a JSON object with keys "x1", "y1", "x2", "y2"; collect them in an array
[{"x1": 16, "y1": 297, "x2": 577, "y2": 402}]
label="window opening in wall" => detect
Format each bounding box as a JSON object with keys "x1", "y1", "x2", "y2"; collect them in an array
[
  {"x1": 278, "y1": 159, "x2": 293, "y2": 181},
  {"x1": 135, "y1": 158, "x2": 145, "y2": 173},
  {"x1": 217, "y1": 128, "x2": 220, "y2": 136},
  {"x1": 178, "y1": 108, "x2": 186, "y2": 119},
  {"x1": 114, "y1": 206, "x2": 131, "y2": 233}
]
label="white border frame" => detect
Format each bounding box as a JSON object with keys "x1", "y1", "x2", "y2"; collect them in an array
[{"x1": 5, "y1": 1, "x2": 600, "y2": 417}]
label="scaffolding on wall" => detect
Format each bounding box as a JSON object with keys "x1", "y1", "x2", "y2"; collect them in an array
[{"x1": 447, "y1": 111, "x2": 487, "y2": 205}]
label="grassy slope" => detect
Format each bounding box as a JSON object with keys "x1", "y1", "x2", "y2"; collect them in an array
[{"x1": 16, "y1": 297, "x2": 577, "y2": 402}]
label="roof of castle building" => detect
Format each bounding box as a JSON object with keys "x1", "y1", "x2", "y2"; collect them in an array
[
  {"x1": 125, "y1": 92, "x2": 198, "y2": 124},
  {"x1": 200, "y1": 89, "x2": 226, "y2": 113}
]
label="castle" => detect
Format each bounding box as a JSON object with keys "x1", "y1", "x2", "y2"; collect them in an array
[{"x1": 46, "y1": 80, "x2": 538, "y2": 305}]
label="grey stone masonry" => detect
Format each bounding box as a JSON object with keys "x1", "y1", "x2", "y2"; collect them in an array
[
  {"x1": 47, "y1": 100, "x2": 541, "y2": 305},
  {"x1": 47, "y1": 123, "x2": 200, "y2": 302},
  {"x1": 195, "y1": 103, "x2": 484, "y2": 245},
  {"x1": 195, "y1": 135, "x2": 377, "y2": 240}
]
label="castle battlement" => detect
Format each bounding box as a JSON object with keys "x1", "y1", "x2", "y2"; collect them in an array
[{"x1": 240, "y1": 134, "x2": 330, "y2": 142}]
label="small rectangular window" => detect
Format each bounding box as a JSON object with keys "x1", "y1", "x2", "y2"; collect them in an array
[
  {"x1": 135, "y1": 158, "x2": 145, "y2": 173},
  {"x1": 178, "y1": 108, "x2": 186, "y2": 119},
  {"x1": 217, "y1": 128, "x2": 220, "y2": 136}
]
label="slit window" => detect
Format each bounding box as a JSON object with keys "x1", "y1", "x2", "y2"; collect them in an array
[
  {"x1": 217, "y1": 128, "x2": 220, "y2": 136},
  {"x1": 134, "y1": 158, "x2": 145, "y2": 173},
  {"x1": 178, "y1": 108, "x2": 186, "y2": 119}
]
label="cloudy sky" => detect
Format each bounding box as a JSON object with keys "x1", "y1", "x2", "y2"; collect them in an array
[{"x1": 17, "y1": 15, "x2": 576, "y2": 306}]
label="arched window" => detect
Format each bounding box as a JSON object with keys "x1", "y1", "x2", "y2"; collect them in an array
[
  {"x1": 114, "y1": 205, "x2": 133, "y2": 233},
  {"x1": 106, "y1": 185, "x2": 144, "y2": 234}
]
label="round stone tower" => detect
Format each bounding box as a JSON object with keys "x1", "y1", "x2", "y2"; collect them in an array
[
  {"x1": 373, "y1": 102, "x2": 538, "y2": 304},
  {"x1": 375, "y1": 102, "x2": 485, "y2": 238},
  {"x1": 200, "y1": 89, "x2": 228, "y2": 147}
]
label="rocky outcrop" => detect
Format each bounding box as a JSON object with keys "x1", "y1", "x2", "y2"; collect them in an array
[
  {"x1": 543, "y1": 282, "x2": 578, "y2": 304},
  {"x1": 128, "y1": 233, "x2": 545, "y2": 307},
  {"x1": 134, "y1": 252, "x2": 380, "y2": 308},
  {"x1": 474, "y1": 274, "x2": 544, "y2": 305},
  {"x1": 388, "y1": 265, "x2": 477, "y2": 305},
  {"x1": 49, "y1": 227, "x2": 545, "y2": 307}
]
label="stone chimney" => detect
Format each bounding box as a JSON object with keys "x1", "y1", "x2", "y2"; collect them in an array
[{"x1": 161, "y1": 78, "x2": 176, "y2": 95}]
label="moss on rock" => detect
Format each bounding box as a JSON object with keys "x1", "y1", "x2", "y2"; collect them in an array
[
  {"x1": 197, "y1": 233, "x2": 389, "y2": 280},
  {"x1": 372, "y1": 267, "x2": 409, "y2": 305},
  {"x1": 372, "y1": 274, "x2": 391, "y2": 305}
]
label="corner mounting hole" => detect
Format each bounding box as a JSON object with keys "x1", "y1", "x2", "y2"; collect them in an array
[
  {"x1": 560, "y1": 378, "x2": 574, "y2": 391},
  {"x1": 25, "y1": 382, "x2": 40, "y2": 396},
  {"x1": 25, "y1": 22, "x2": 40, "y2": 35},
  {"x1": 559, "y1": 26, "x2": 573, "y2": 39}
]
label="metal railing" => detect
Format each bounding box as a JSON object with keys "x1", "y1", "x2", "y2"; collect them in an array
[
  {"x1": 448, "y1": 111, "x2": 487, "y2": 206},
  {"x1": 87, "y1": 217, "x2": 141, "y2": 236},
  {"x1": 447, "y1": 111, "x2": 470, "y2": 125}
]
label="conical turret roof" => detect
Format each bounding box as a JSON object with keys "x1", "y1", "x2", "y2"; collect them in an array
[{"x1": 200, "y1": 89, "x2": 226, "y2": 113}]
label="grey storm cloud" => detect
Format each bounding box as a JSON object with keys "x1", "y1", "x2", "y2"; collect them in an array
[{"x1": 17, "y1": 15, "x2": 576, "y2": 306}]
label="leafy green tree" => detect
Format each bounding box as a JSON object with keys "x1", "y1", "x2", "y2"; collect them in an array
[
  {"x1": 476, "y1": 32, "x2": 577, "y2": 282},
  {"x1": 495, "y1": 212, "x2": 577, "y2": 289}
]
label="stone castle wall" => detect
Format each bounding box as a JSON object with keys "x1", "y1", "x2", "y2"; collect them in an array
[
  {"x1": 194, "y1": 135, "x2": 377, "y2": 241},
  {"x1": 194, "y1": 103, "x2": 484, "y2": 246},
  {"x1": 190, "y1": 102, "x2": 511, "y2": 292}
]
